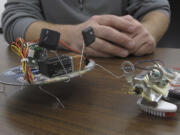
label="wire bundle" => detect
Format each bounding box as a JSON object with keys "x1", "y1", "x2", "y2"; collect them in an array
[
  {"x1": 134, "y1": 59, "x2": 164, "y2": 70},
  {"x1": 135, "y1": 59, "x2": 180, "y2": 87},
  {"x1": 11, "y1": 38, "x2": 34, "y2": 84},
  {"x1": 169, "y1": 67, "x2": 180, "y2": 87}
]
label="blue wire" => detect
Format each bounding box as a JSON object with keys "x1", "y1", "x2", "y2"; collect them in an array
[{"x1": 135, "y1": 59, "x2": 164, "y2": 70}]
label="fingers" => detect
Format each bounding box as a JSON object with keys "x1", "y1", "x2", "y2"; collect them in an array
[
  {"x1": 90, "y1": 15, "x2": 135, "y2": 33},
  {"x1": 90, "y1": 38, "x2": 129, "y2": 57},
  {"x1": 122, "y1": 15, "x2": 143, "y2": 36},
  {"x1": 134, "y1": 44, "x2": 154, "y2": 56},
  {"x1": 80, "y1": 15, "x2": 156, "y2": 57},
  {"x1": 94, "y1": 25, "x2": 134, "y2": 50},
  {"x1": 134, "y1": 39, "x2": 156, "y2": 56},
  {"x1": 122, "y1": 15, "x2": 157, "y2": 56},
  {"x1": 122, "y1": 15, "x2": 135, "y2": 22},
  {"x1": 129, "y1": 31, "x2": 150, "y2": 53}
]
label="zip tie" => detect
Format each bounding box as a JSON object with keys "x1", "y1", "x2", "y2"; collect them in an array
[{"x1": 21, "y1": 58, "x2": 29, "y2": 63}]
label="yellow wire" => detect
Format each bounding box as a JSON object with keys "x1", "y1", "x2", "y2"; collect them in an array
[{"x1": 10, "y1": 38, "x2": 34, "y2": 84}]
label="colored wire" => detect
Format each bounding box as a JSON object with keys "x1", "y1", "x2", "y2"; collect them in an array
[
  {"x1": 10, "y1": 38, "x2": 34, "y2": 84},
  {"x1": 168, "y1": 67, "x2": 180, "y2": 87},
  {"x1": 59, "y1": 40, "x2": 81, "y2": 54},
  {"x1": 173, "y1": 67, "x2": 180, "y2": 71},
  {"x1": 168, "y1": 80, "x2": 180, "y2": 87},
  {"x1": 135, "y1": 59, "x2": 165, "y2": 70},
  {"x1": 29, "y1": 38, "x2": 39, "y2": 43},
  {"x1": 135, "y1": 60, "x2": 180, "y2": 87},
  {"x1": 167, "y1": 67, "x2": 180, "y2": 87},
  {"x1": 26, "y1": 38, "x2": 81, "y2": 54},
  {"x1": 10, "y1": 37, "x2": 83, "y2": 84}
]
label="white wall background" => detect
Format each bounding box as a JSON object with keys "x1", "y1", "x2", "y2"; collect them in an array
[{"x1": 0, "y1": 0, "x2": 7, "y2": 26}]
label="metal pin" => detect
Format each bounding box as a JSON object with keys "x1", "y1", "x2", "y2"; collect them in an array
[
  {"x1": 39, "y1": 86, "x2": 65, "y2": 108},
  {"x1": 20, "y1": 85, "x2": 25, "y2": 90},
  {"x1": 0, "y1": 84, "x2": 7, "y2": 96},
  {"x1": 79, "y1": 42, "x2": 85, "y2": 77},
  {"x1": 121, "y1": 61, "x2": 135, "y2": 85}
]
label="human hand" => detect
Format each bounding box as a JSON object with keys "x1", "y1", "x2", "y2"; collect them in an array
[
  {"x1": 122, "y1": 15, "x2": 157, "y2": 56},
  {"x1": 61, "y1": 15, "x2": 136, "y2": 57}
]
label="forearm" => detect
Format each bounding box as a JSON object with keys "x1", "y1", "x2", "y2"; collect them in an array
[
  {"x1": 25, "y1": 15, "x2": 136, "y2": 57},
  {"x1": 141, "y1": 10, "x2": 170, "y2": 43},
  {"x1": 25, "y1": 21, "x2": 75, "y2": 46},
  {"x1": 2, "y1": 0, "x2": 44, "y2": 43},
  {"x1": 25, "y1": 21, "x2": 56, "y2": 41}
]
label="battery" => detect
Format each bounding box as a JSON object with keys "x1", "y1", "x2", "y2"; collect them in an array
[
  {"x1": 38, "y1": 55, "x2": 86, "y2": 77},
  {"x1": 38, "y1": 55, "x2": 73, "y2": 77}
]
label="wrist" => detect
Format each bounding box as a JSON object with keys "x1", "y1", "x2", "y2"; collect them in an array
[{"x1": 57, "y1": 24, "x2": 83, "y2": 51}]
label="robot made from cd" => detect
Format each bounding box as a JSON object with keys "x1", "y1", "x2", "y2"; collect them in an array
[{"x1": 121, "y1": 61, "x2": 180, "y2": 117}]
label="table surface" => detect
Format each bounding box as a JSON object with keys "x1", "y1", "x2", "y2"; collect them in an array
[{"x1": 0, "y1": 35, "x2": 180, "y2": 135}]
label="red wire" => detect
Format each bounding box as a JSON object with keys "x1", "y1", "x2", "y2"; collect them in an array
[
  {"x1": 173, "y1": 67, "x2": 180, "y2": 71},
  {"x1": 29, "y1": 38, "x2": 39, "y2": 43},
  {"x1": 169, "y1": 82, "x2": 180, "y2": 87},
  {"x1": 59, "y1": 40, "x2": 81, "y2": 54},
  {"x1": 15, "y1": 38, "x2": 83, "y2": 84},
  {"x1": 168, "y1": 67, "x2": 180, "y2": 87},
  {"x1": 168, "y1": 80, "x2": 180, "y2": 87},
  {"x1": 28, "y1": 38, "x2": 81, "y2": 54}
]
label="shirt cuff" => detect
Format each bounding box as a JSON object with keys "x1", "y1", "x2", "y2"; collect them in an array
[
  {"x1": 154, "y1": 9, "x2": 171, "y2": 18},
  {"x1": 13, "y1": 17, "x2": 38, "y2": 41}
]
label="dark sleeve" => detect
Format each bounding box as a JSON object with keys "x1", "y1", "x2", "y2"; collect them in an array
[
  {"x1": 126, "y1": 0, "x2": 170, "y2": 20},
  {"x1": 1, "y1": 0, "x2": 44, "y2": 43}
]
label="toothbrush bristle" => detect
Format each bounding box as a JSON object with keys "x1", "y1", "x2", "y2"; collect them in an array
[
  {"x1": 141, "y1": 107, "x2": 161, "y2": 117},
  {"x1": 138, "y1": 98, "x2": 177, "y2": 118},
  {"x1": 140, "y1": 105, "x2": 176, "y2": 117}
]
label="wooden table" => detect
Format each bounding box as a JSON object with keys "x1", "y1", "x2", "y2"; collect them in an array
[{"x1": 0, "y1": 35, "x2": 180, "y2": 135}]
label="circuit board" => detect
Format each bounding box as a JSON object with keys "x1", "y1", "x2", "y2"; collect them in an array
[{"x1": 0, "y1": 60, "x2": 95, "y2": 86}]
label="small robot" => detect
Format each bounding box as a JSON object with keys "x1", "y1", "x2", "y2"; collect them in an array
[
  {"x1": 0, "y1": 27, "x2": 96, "y2": 108},
  {"x1": 121, "y1": 61, "x2": 180, "y2": 117},
  {"x1": 9, "y1": 27, "x2": 95, "y2": 85}
]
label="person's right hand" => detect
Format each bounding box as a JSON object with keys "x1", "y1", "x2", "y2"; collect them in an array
[{"x1": 61, "y1": 15, "x2": 136, "y2": 57}]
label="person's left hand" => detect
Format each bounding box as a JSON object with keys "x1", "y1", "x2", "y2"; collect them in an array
[{"x1": 122, "y1": 15, "x2": 157, "y2": 56}]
